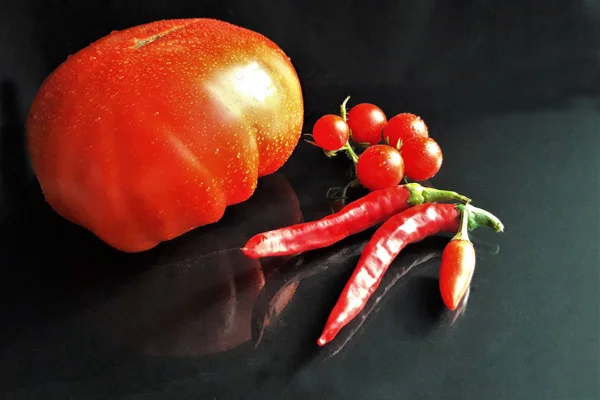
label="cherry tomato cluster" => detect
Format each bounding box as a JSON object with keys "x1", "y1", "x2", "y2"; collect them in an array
[{"x1": 308, "y1": 97, "x2": 443, "y2": 192}]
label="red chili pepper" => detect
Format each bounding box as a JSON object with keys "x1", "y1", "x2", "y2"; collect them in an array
[
  {"x1": 241, "y1": 183, "x2": 470, "y2": 258},
  {"x1": 439, "y1": 208, "x2": 476, "y2": 310},
  {"x1": 317, "y1": 202, "x2": 503, "y2": 346}
]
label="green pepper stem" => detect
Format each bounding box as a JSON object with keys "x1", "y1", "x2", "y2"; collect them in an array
[
  {"x1": 460, "y1": 204, "x2": 505, "y2": 233},
  {"x1": 452, "y1": 207, "x2": 471, "y2": 241},
  {"x1": 405, "y1": 182, "x2": 471, "y2": 205}
]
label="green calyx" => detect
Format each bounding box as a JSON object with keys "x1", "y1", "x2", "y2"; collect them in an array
[
  {"x1": 458, "y1": 203, "x2": 505, "y2": 233},
  {"x1": 405, "y1": 182, "x2": 471, "y2": 206}
]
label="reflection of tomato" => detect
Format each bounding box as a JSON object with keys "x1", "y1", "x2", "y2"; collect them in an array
[
  {"x1": 26, "y1": 19, "x2": 304, "y2": 252},
  {"x1": 81, "y1": 173, "x2": 302, "y2": 357},
  {"x1": 226, "y1": 173, "x2": 303, "y2": 239}
]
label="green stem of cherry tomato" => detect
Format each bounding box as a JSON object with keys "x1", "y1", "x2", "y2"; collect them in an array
[
  {"x1": 342, "y1": 142, "x2": 359, "y2": 164},
  {"x1": 326, "y1": 179, "x2": 360, "y2": 201},
  {"x1": 335, "y1": 95, "x2": 360, "y2": 164},
  {"x1": 340, "y1": 96, "x2": 351, "y2": 122}
]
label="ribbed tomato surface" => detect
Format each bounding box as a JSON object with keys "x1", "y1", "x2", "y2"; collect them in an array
[{"x1": 27, "y1": 19, "x2": 304, "y2": 252}]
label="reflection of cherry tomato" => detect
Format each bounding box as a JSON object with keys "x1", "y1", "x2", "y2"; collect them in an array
[
  {"x1": 383, "y1": 113, "x2": 428, "y2": 148},
  {"x1": 400, "y1": 137, "x2": 443, "y2": 181},
  {"x1": 311, "y1": 115, "x2": 350, "y2": 151},
  {"x1": 346, "y1": 103, "x2": 387, "y2": 145},
  {"x1": 26, "y1": 19, "x2": 304, "y2": 253},
  {"x1": 356, "y1": 145, "x2": 405, "y2": 191}
]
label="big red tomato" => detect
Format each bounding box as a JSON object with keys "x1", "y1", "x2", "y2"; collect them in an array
[{"x1": 26, "y1": 19, "x2": 304, "y2": 252}]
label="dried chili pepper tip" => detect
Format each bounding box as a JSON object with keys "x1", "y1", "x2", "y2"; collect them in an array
[
  {"x1": 317, "y1": 332, "x2": 335, "y2": 346},
  {"x1": 241, "y1": 246, "x2": 257, "y2": 258},
  {"x1": 317, "y1": 314, "x2": 349, "y2": 346}
]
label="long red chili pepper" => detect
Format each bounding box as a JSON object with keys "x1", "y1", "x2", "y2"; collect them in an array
[
  {"x1": 439, "y1": 207, "x2": 476, "y2": 310},
  {"x1": 241, "y1": 183, "x2": 470, "y2": 258},
  {"x1": 317, "y1": 202, "x2": 503, "y2": 346}
]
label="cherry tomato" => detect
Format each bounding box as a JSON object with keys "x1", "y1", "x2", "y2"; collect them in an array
[
  {"x1": 356, "y1": 145, "x2": 405, "y2": 191},
  {"x1": 346, "y1": 103, "x2": 387, "y2": 145},
  {"x1": 400, "y1": 137, "x2": 443, "y2": 181},
  {"x1": 26, "y1": 19, "x2": 304, "y2": 252},
  {"x1": 311, "y1": 115, "x2": 350, "y2": 151},
  {"x1": 383, "y1": 113, "x2": 428, "y2": 148}
]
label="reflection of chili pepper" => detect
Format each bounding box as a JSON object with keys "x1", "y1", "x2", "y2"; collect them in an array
[
  {"x1": 251, "y1": 231, "x2": 372, "y2": 346},
  {"x1": 317, "y1": 203, "x2": 503, "y2": 346},
  {"x1": 444, "y1": 287, "x2": 470, "y2": 326},
  {"x1": 242, "y1": 183, "x2": 470, "y2": 258},
  {"x1": 439, "y1": 207, "x2": 476, "y2": 310},
  {"x1": 321, "y1": 236, "x2": 449, "y2": 359}
]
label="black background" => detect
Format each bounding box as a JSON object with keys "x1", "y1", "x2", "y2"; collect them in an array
[{"x1": 1, "y1": 1, "x2": 599, "y2": 399}]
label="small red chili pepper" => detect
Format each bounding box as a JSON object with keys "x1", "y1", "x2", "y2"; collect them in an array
[
  {"x1": 241, "y1": 183, "x2": 470, "y2": 259},
  {"x1": 317, "y1": 202, "x2": 503, "y2": 346},
  {"x1": 439, "y1": 207, "x2": 476, "y2": 310}
]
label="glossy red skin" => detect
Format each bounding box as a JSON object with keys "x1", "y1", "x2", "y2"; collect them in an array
[
  {"x1": 26, "y1": 19, "x2": 304, "y2": 252},
  {"x1": 383, "y1": 113, "x2": 428, "y2": 148},
  {"x1": 356, "y1": 145, "x2": 405, "y2": 191},
  {"x1": 439, "y1": 239, "x2": 476, "y2": 310},
  {"x1": 242, "y1": 185, "x2": 413, "y2": 258},
  {"x1": 318, "y1": 203, "x2": 460, "y2": 345},
  {"x1": 312, "y1": 114, "x2": 350, "y2": 151},
  {"x1": 346, "y1": 103, "x2": 387, "y2": 145},
  {"x1": 400, "y1": 137, "x2": 443, "y2": 181}
]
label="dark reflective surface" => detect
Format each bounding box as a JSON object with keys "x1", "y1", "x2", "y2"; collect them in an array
[{"x1": 1, "y1": 1, "x2": 599, "y2": 399}]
